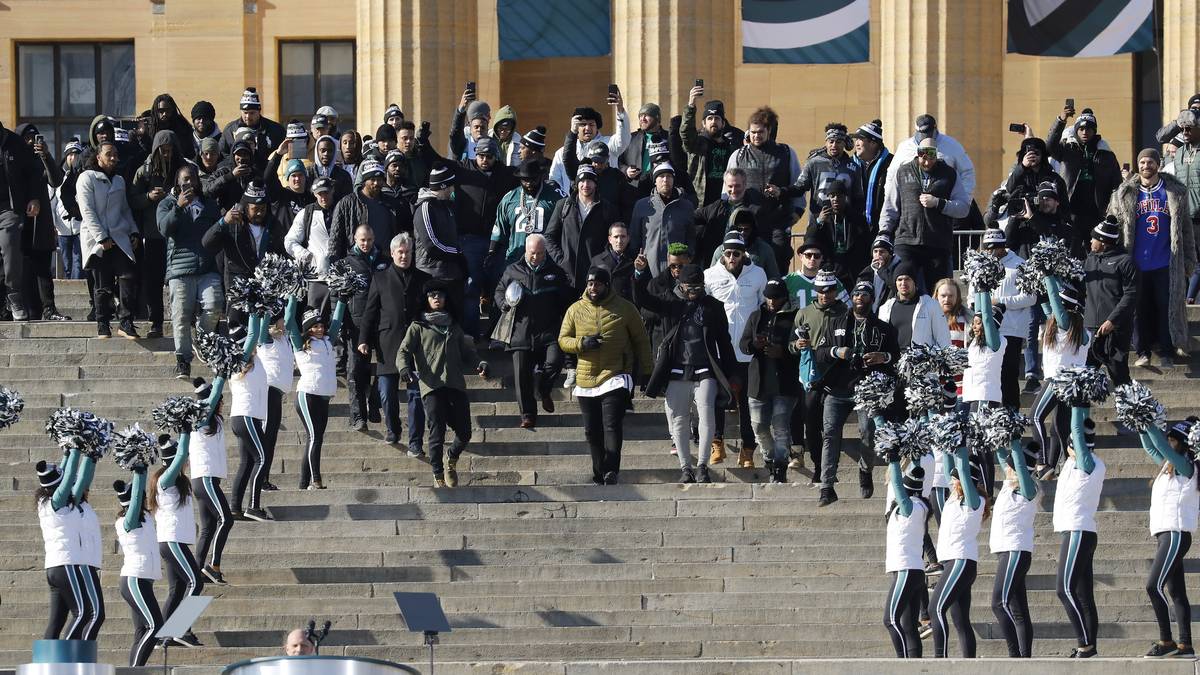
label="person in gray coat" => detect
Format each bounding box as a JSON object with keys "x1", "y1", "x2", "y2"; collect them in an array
[
  {"x1": 628, "y1": 162, "x2": 695, "y2": 277},
  {"x1": 78, "y1": 140, "x2": 139, "y2": 338}
]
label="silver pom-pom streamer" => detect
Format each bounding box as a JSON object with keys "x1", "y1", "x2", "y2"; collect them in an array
[
  {"x1": 0, "y1": 386, "x2": 24, "y2": 430},
  {"x1": 151, "y1": 396, "x2": 209, "y2": 434},
  {"x1": 970, "y1": 406, "x2": 1028, "y2": 453},
  {"x1": 1187, "y1": 422, "x2": 1200, "y2": 452},
  {"x1": 254, "y1": 253, "x2": 316, "y2": 301},
  {"x1": 904, "y1": 373, "x2": 944, "y2": 416},
  {"x1": 928, "y1": 411, "x2": 967, "y2": 454},
  {"x1": 44, "y1": 408, "x2": 114, "y2": 460},
  {"x1": 1113, "y1": 381, "x2": 1166, "y2": 432},
  {"x1": 1049, "y1": 365, "x2": 1111, "y2": 406},
  {"x1": 897, "y1": 417, "x2": 934, "y2": 464},
  {"x1": 896, "y1": 343, "x2": 936, "y2": 382},
  {"x1": 228, "y1": 276, "x2": 284, "y2": 318},
  {"x1": 325, "y1": 259, "x2": 368, "y2": 301},
  {"x1": 112, "y1": 423, "x2": 159, "y2": 472},
  {"x1": 933, "y1": 346, "x2": 969, "y2": 378},
  {"x1": 962, "y1": 249, "x2": 1006, "y2": 292},
  {"x1": 853, "y1": 371, "x2": 895, "y2": 418},
  {"x1": 1015, "y1": 238, "x2": 1085, "y2": 295},
  {"x1": 194, "y1": 328, "x2": 246, "y2": 378},
  {"x1": 873, "y1": 420, "x2": 901, "y2": 461}
]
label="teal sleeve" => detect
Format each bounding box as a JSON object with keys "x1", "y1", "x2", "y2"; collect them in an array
[
  {"x1": 1148, "y1": 426, "x2": 1194, "y2": 478},
  {"x1": 978, "y1": 290, "x2": 1000, "y2": 352},
  {"x1": 888, "y1": 461, "x2": 912, "y2": 517},
  {"x1": 956, "y1": 447, "x2": 981, "y2": 510},
  {"x1": 329, "y1": 300, "x2": 346, "y2": 338},
  {"x1": 242, "y1": 314, "x2": 262, "y2": 361},
  {"x1": 202, "y1": 376, "x2": 227, "y2": 427},
  {"x1": 1070, "y1": 405, "x2": 1096, "y2": 474},
  {"x1": 122, "y1": 470, "x2": 147, "y2": 533},
  {"x1": 51, "y1": 449, "x2": 80, "y2": 511},
  {"x1": 1009, "y1": 439, "x2": 1037, "y2": 500},
  {"x1": 1140, "y1": 430, "x2": 1167, "y2": 464},
  {"x1": 158, "y1": 433, "x2": 190, "y2": 490},
  {"x1": 285, "y1": 297, "x2": 303, "y2": 350},
  {"x1": 70, "y1": 456, "x2": 96, "y2": 505}
]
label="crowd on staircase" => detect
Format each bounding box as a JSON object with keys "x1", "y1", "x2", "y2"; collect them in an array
[{"x1": 7, "y1": 82, "x2": 1200, "y2": 663}]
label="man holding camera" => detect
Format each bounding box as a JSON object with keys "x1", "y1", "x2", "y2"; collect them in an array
[{"x1": 681, "y1": 84, "x2": 744, "y2": 206}]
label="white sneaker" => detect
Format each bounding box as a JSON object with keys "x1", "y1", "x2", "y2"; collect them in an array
[
  {"x1": 1135, "y1": 354, "x2": 1152, "y2": 368},
  {"x1": 563, "y1": 368, "x2": 576, "y2": 388}
]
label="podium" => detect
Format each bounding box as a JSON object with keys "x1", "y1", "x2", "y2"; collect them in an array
[{"x1": 222, "y1": 655, "x2": 420, "y2": 675}]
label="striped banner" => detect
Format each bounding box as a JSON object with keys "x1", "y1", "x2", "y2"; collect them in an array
[
  {"x1": 497, "y1": 0, "x2": 611, "y2": 61},
  {"x1": 742, "y1": 0, "x2": 869, "y2": 64},
  {"x1": 1007, "y1": 0, "x2": 1154, "y2": 57}
]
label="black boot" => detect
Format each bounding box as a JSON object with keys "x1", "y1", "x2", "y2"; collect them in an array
[
  {"x1": 859, "y1": 469, "x2": 874, "y2": 499},
  {"x1": 775, "y1": 462, "x2": 788, "y2": 484},
  {"x1": 679, "y1": 466, "x2": 695, "y2": 484},
  {"x1": 818, "y1": 486, "x2": 838, "y2": 507}
]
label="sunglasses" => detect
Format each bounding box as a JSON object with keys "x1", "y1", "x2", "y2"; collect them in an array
[
  {"x1": 801, "y1": 251, "x2": 823, "y2": 259},
  {"x1": 426, "y1": 291, "x2": 446, "y2": 299},
  {"x1": 722, "y1": 250, "x2": 744, "y2": 258},
  {"x1": 679, "y1": 284, "x2": 703, "y2": 293},
  {"x1": 816, "y1": 286, "x2": 838, "y2": 294},
  {"x1": 918, "y1": 148, "x2": 938, "y2": 158}
]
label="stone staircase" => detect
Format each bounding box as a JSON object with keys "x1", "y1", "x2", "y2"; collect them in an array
[{"x1": 1, "y1": 280, "x2": 1200, "y2": 672}]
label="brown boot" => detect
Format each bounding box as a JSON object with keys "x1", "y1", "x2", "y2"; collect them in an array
[
  {"x1": 737, "y1": 446, "x2": 755, "y2": 468},
  {"x1": 709, "y1": 439, "x2": 727, "y2": 465},
  {"x1": 445, "y1": 459, "x2": 459, "y2": 488}
]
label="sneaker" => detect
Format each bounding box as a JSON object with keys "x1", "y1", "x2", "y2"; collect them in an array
[
  {"x1": 43, "y1": 310, "x2": 70, "y2": 321},
  {"x1": 697, "y1": 465, "x2": 711, "y2": 483},
  {"x1": 351, "y1": 419, "x2": 367, "y2": 432},
  {"x1": 96, "y1": 322, "x2": 111, "y2": 339},
  {"x1": 540, "y1": 392, "x2": 556, "y2": 413},
  {"x1": 919, "y1": 622, "x2": 933, "y2": 640},
  {"x1": 434, "y1": 478, "x2": 447, "y2": 488},
  {"x1": 173, "y1": 631, "x2": 203, "y2": 648},
  {"x1": 669, "y1": 444, "x2": 678, "y2": 456},
  {"x1": 679, "y1": 466, "x2": 695, "y2": 484},
  {"x1": 244, "y1": 508, "x2": 273, "y2": 522},
  {"x1": 407, "y1": 447, "x2": 426, "y2": 458},
  {"x1": 117, "y1": 320, "x2": 140, "y2": 339},
  {"x1": 562, "y1": 368, "x2": 576, "y2": 388},
  {"x1": 230, "y1": 510, "x2": 250, "y2": 522},
  {"x1": 1172, "y1": 646, "x2": 1196, "y2": 659},
  {"x1": 1160, "y1": 353, "x2": 1176, "y2": 369},
  {"x1": 1037, "y1": 466, "x2": 1058, "y2": 481},
  {"x1": 1070, "y1": 646, "x2": 1097, "y2": 658},
  {"x1": 146, "y1": 324, "x2": 163, "y2": 339},
  {"x1": 1146, "y1": 641, "x2": 1180, "y2": 658},
  {"x1": 818, "y1": 486, "x2": 838, "y2": 507},
  {"x1": 305, "y1": 482, "x2": 326, "y2": 490},
  {"x1": 445, "y1": 461, "x2": 458, "y2": 488},
  {"x1": 1135, "y1": 354, "x2": 1152, "y2": 368},
  {"x1": 788, "y1": 457, "x2": 804, "y2": 470},
  {"x1": 202, "y1": 565, "x2": 228, "y2": 585},
  {"x1": 262, "y1": 482, "x2": 279, "y2": 492},
  {"x1": 807, "y1": 475, "x2": 820, "y2": 488},
  {"x1": 385, "y1": 432, "x2": 398, "y2": 444},
  {"x1": 709, "y1": 439, "x2": 727, "y2": 465},
  {"x1": 175, "y1": 359, "x2": 190, "y2": 380},
  {"x1": 1022, "y1": 377, "x2": 1041, "y2": 394},
  {"x1": 859, "y1": 470, "x2": 874, "y2": 499},
  {"x1": 1176, "y1": 347, "x2": 1190, "y2": 359},
  {"x1": 602, "y1": 471, "x2": 619, "y2": 485},
  {"x1": 924, "y1": 561, "x2": 943, "y2": 575}
]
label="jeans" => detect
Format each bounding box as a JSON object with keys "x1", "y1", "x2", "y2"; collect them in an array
[
  {"x1": 58, "y1": 235, "x2": 82, "y2": 279},
  {"x1": 1189, "y1": 268, "x2": 1200, "y2": 302},
  {"x1": 580, "y1": 386, "x2": 628, "y2": 482},
  {"x1": 664, "y1": 378, "x2": 717, "y2": 469},
  {"x1": 378, "y1": 374, "x2": 426, "y2": 449},
  {"x1": 820, "y1": 392, "x2": 873, "y2": 488},
  {"x1": 91, "y1": 247, "x2": 135, "y2": 324},
  {"x1": 1134, "y1": 266, "x2": 1174, "y2": 357},
  {"x1": 1023, "y1": 304, "x2": 1044, "y2": 379},
  {"x1": 749, "y1": 394, "x2": 796, "y2": 464},
  {"x1": 460, "y1": 234, "x2": 491, "y2": 338},
  {"x1": 168, "y1": 273, "x2": 224, "y2": 362}
]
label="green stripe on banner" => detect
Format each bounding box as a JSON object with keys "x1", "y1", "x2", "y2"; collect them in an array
[
  {"x1": 1117, "y1": 13, "x2": 1155, "y2": 54},
  {"x1": 498, "y1": 0, "x2": 611, "y2": 61},
  {"x1": 1040, "y1": 0, "x2": 1131, "y2": 57},
  {"x1": 742, "y1": 0, "x2": 857, "y2": 24},
  {"x1": 743, "y1": 23, "x2": 869, "y2": 64}
]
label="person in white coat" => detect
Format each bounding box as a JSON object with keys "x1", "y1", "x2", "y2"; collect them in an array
[
  {"x1": 887, "y1": 114, "x2": 976, "y2": 202},
  {"x1": 968, "y1": 229, "x2": 1036, "y2": 408},
  {"x1": 878, "y1": 262, "x2": 951, "y2": 350},
  {"x1": 77, "y1": 140, "x2": 139, "y2": 338},
  {"x1": 704, "y1": 232, "x2": 766, "y2": 466},
  {"x1": 550, "y1": 98, "x2": 632, "y2": 192}
]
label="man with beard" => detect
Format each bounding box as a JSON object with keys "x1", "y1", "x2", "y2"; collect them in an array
[
  {"x1": 489, "y1": 158, "x2": 564, "y2": 266},
  {"x1": 545, "y1": 162, "x2": 622, "y2": 292},
  {"x1": 681, "y1": 85, "x2": 744, "y2": 206},
  {"x1": 218, "y1": 88, "x2": 285, "y2": 170},
  {"x1": 330, "y1": 159, "x2": 394, "y2": 260},
  {"x1": 202, "y1": 180, "x2": 286, "y2": 330}
]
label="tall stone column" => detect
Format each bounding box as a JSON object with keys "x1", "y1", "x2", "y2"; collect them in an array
[
  {"x1": 1162, "y1": 0, "x2": 1200, "y2": 120},
  {"x1": 612, "y1": 0, "x2": 735, "y2": 124},
  {"x1": 880, "y1": 0, "x2": 1004, "y2": 200},
  {"x1": 357, "y1": 0, "x2": 477, "y2": 135}
]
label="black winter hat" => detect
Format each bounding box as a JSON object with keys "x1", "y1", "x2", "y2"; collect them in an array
[
  {"x1": 159, "y1": 435, "x2": 178, "y2": 464},
  {"x1": 1092, "y1": 215, "x2": 1121, "y2": 243},
  {"x1": 113, "y1": 480, "x2": 132, "y2": 507},
  {"x1": 586, "y1": 266, "x2": 611, "y2": 285},
  {"x1": 1017, "y1": 137, "x2": 1047, "y2": 158},
  {"x1": 703, "y1": 100, "x2": 726, "y2": 120},
  {"x1": 428, "y1": 163, "x2": 456, "y2": 189},
  {"x1": 678, "y1": 264, "x2": 704, "y2": 286},
  {"x1": 36, "y1": 460, "x2": 63, "y2": 489},
  {"x1": 522, "y1": 126, "x2": 547, "y2": 149},
  {"x1": 374, "y1": 124, "x2": 398, "y2": 144},
  {"x1": 191, "y1": 100, "x2": 215, "y2": 120},
  {"x1": 902, "y1": 465, "x2": 924, "y2": 494},
  {"x1": 763, "y1": 279, "x2": 789, "y2": 300},
  {"x1": 193, "y1": 377, "x2": 213, "y2": 401},
  {"x1": 239, "y1": 87, "x2": 262, "y2": 111}
]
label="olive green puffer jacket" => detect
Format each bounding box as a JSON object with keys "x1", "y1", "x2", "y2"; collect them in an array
[{"x1": 558, "y1": 291, "x2": 652, "y2": 389}]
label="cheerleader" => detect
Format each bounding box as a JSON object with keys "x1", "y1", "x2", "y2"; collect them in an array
[
  {"x1": 257, "y1": 301, "x2": 298, "y2": 492},
  {"x1": 1141, "y1": 418, "x2": 1199, "y2": 658},
  {"x1": 963, "y1": 305, "x2": 1006, "y2": 498},
  {"x1": 1053, "y1": 415, "x2": 1106, "y2": 658},
  {"x1": 288, "y1": 305, "x2": 343, "y2": 490},
  {"x1": 930, "y1": 449, "x2": 988, "y2": 658},
  {"x1": 189, "y1": 378, "x2": 235, "y2": 583},
  {"x1": 229, "y1": 319, "x2": 272, "y2": 520},
  {"x1": 1032, "y1": 286, "x2": 1089, "y2": 480},
  {"x1": 989, "y1": 441, "x2": 1041, "y2": 658},
  {"x1": 151, "y1": 434, "x2": 205, "y2": 647},
  {"x1": 883, "y1": 457, "x2": 929, "y2": 658},
  {"x1": 35, "y1": 458, "x2": 102, "y2": 640},
  {"x1": 113, "y1": 477, "x2": 162, "y2": 666},
  {"x1": 75, "y1": 477, "x2": 105, "y2": 640}
]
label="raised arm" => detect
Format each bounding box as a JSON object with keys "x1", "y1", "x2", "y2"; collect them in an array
[
  {"x1": 1147, "y1": 427, "x2": 1195, "y2": 479},
  {"x1": 1008, "y1": 439, "x2": 1037, "y2": 500},
  {"x1": 52, "y1": 449, "x2": 81, "y2": 510},
  {"x1": 70, "y1": 451, "x2": 97, "y2": 505},
  {"x1": 121, "y1": 470, "x2": 148, "y2": 533},
  {"x1": 888, "y1": 460, "x2": 912, "y2": 517},
  {"x1": 955, "y1": 446, "x2": 981, "y2": 511},
  {"x1": 158, "y1": 433, "x2": 190, "y2": 491},
  {"x1": 329, "y1": 300, "x2": 346, "y2": 337},
  {"x1": 285, "y1": 296, "x2": 304, "y2": 350}
]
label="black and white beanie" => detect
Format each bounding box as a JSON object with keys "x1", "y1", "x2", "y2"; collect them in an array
[{"x1": 239, "y1": 87, "x2": 262, "y2": 111}]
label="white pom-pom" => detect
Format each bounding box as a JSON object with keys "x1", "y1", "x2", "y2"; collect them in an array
[
  {"x1": 326, "y1": 259, "x2": 368, "y2": 300},
  {"x1": 0, "y1": 386, "x2": 24, "y2": 430},
  {"x1": 1113, "y1": 381, "x2": 1166, "y2": 432},
  {"x1": 962, "y1": 249, "x2": 1005, "y2": 292},
  {"x1": 1049, "y1": 366, "x2": 1111, "y2": 406},
  {"x1": 853, "y1": 371, "x2": 895, "y2": 418},
  {"x1": 44, "y1": 408, "x2": 115, "y2": 460},
  {"x1": 112, "y1": 424, "x2": 159, "y2": 472},
  {"x1": 904, "y1": 373, "x2": 944, "y2": 416},
  {"x1": 194, "y1": 329, "x2": 245, "y2": 378}
]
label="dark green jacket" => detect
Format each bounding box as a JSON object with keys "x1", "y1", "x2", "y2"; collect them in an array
[
  {"x1": 398, "y1": 316, "x2": 481, "y2": 396},
  {"x1": 157, "y1": 194, "x2": 219, "y2": 280}
]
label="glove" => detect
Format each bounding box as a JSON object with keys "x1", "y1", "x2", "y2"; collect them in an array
[
  {"x1": 418, "y1": 121, "x2": 432, "y2": 145},
  {"x1": 477, "y1": 361, "x2": 489, "y2": 379},
  {"x1": 581, "y1": 335, "x2": 603, "y2": 351},
  {"x1": 990, "y1": 188, "x2": 1007, "y2": 209},
  {"x1": 399, "y1": 368, "x2": 417, "y2": 385}
]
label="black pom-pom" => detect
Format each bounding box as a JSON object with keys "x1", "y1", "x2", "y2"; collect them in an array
[
  {"x1": 254, "y1": 252, "x2": 315, "y2": 301},
  {"x1": 194, "y1": 328, "x2": 246, "y2": 378},
  {"x1": 1049, "y1": 366, "x2": 1111, "y2": 406},
  {"x1": 962, "y1": 249, "x2": 1005, "y2": 292},
  {"x1": 112, "y1": 424, "x2": 159, "y2": 472},
  {"x1": 325, "y1": 258, "x2": 368, "y2": 300},
  {"x1": 151, "y1": 396, "x2": 209, "y2": 434},
  {"x1": 44, "y1": 408, "x2": 115, "y2": 460},
  {"x1": 228, "y1": 275, "x2": 284, "y2": 318},
  {"x1": 1113, "y1": 381, "x2": 1166, "y2": 432},
  {"x1": 1015, "y1": 238, "x2": 1084, "y2": 295},
  {"x1": 904, "y1": 373, "x2": 944, "y2": 416},
  {"x1": 896, "y1": 344, "x2": 936, "y2": 382},
  {"x1": 853, "y1": 371, "x2": 895, "y2": 419},
  {"x1": 933, "y1": 346, "x2": 968, "y2": 378},
  {"x1": 928, "y1": 411, "x2": 967, "y2": 454}
]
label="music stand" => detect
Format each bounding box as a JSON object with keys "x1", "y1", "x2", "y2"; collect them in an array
[
  {"x1": 154, "y1": 596, "x2": 213, "y2": 675},
  {"x1": 393, "y1": 592, "x2": 450, "y2": 675}
]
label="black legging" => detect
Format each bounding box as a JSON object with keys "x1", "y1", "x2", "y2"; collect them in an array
[
  {"x1": 580, "y1": 387, "x2": 628, "y2": 483},
  {"x1": 1057, "y1": 530, "x2": 1099, "y2": 648},
  {"x1": 423, "y1": 387, "x2": 473, "y2": 477},
  {"x1": 263, "y1": 386, "x2": 285, "y2": 486},
  {"x1": 191, "y1": 476, "x2": 233, "y2": 568},
  {"x1": 295, "y1": 391, "x2": 330, "y2": 488},
  {"x1": 715, "y1": 361, "x2": 755, "y2": 450},
  {"x1": 930, "y1": 558, "x2": 978, "y2": 658},
  {"x1": 1147, "y1": 530, "x2": 1192, "y2": 645},
  {"x1": 44, "y1": 564, "x2": 104, "y2": 640},
  {"x1": 884, "y1": 569, "x2": 925, "y2": 658},
  {"x1": 230, "y1": 415, "x2": 267, "y2": 510},
  {"x1": 120, "y1": 575, "x2": 163, "y2": 666},
  {"x1": 160, "y1": 541, "x2": 204, "y2": 626},
  {"x1": 992, "y1": 550, "x2": 1033, "y2": 657},
  {"x1": 1032, "y1": 382, "x2": 1069, "y2": 467},
  {"x1": 21, "y1": 249, "x2": 57, "y2": 318}
]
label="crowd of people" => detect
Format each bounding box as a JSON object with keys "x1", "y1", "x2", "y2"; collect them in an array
[{"x1": 14, "y1": 81, "x2": 1200, "y2": 663}]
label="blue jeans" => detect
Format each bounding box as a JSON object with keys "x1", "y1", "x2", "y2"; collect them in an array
[
  {"x1": 748, "y1": 394, "x2": 797, "y2": 464},
  {"x1": 820, "y1": 392, "x2": 873, "y2": 488},
  {"x1": 168, "y1": 273, "x2": 224, "y2": 362},
  {"x1": 460, "y1": 234, "x2": 492, "y2": 339},
  {"x1": 378, "y1": 374, "x2": 426, "y2": 449},
  {"x1": 1188, "y1": 268, "x2": 1200, "y2": 302},
  {"x1": 57, "y1": 235, "x2": 82, "y2": 279},
  {"x1": 1023, "y1": 304, "x2": 1044, "y2": 379}
]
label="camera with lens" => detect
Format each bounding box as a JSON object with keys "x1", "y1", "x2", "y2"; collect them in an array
[{"x1": 1005, "y1": 187, "x2": 1032, "y2": 217}]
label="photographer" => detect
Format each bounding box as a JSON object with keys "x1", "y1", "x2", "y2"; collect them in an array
[{"x1": 804, "y1": 180, "x2": 871, "y2": 289}]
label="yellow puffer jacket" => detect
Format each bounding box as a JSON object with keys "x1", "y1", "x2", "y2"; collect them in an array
[{"x1": 558, "y1": 290, "x2": 652, "y2": 389}]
